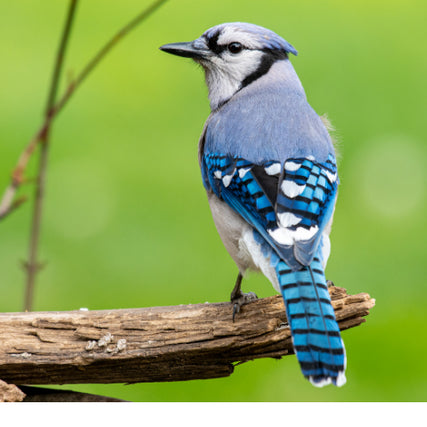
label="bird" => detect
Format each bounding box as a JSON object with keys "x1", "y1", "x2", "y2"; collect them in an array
[{"x1": 160, "y1": 22, "x2": 346, "y2": 387}]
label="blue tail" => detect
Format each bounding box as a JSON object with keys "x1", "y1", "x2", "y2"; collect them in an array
[{"x1": 276, "y1": 255, "x2": 346, "y2": 387}]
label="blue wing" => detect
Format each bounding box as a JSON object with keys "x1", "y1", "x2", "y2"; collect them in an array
[{"x1": 201, "y1": 153, "x2": 338, "y2": 270}]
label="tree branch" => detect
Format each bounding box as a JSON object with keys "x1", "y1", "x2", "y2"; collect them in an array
[
  {"x1": 45, "y1": 0, "x2": 79, "y2": 117},
  {"x1": 0, "y1": 380, "x2": 26, "y2": 402},
  {"x1": 53, "y1": 0, "x2": 169, "y2": 115},
  {"x1": 0, "y1": 286, "x2": 375, "y2": 386},
  {"x1": 22, "y1": 0, "x2": 79, "y2": 312},
  {"x1": 0, "y1": 1, "x2": 169, "y2": 224},
  {"x1": 0, "y1": 0, "x2": 169, "y2": 225},
  {"x1": 0, "y1": 380, "x2": 125, "y2": 402},
  {"x1": 0, "y1": 1, "x2": 169, "y2": 312}
]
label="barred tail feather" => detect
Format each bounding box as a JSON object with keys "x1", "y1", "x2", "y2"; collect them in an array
[{"x1": 277, "y1": 256, "x2": 346, "y2": 387}]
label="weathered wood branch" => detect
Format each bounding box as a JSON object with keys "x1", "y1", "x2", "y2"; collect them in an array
[
  {"x1": 0, "y1": 381, "x2": 124, "y2": 402},
  {"x1": 0, "y1": 286, "x2": 375, "y2": 386},
  {"x1": 0, "y1": 380, "x2": 26, "y2": 402}
]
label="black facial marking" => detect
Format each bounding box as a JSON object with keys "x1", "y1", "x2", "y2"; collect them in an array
[
  {"x1": 241, "y1": 49, "x2": 289, "y2": 89},
  {"x1": 205, "y1": 31, "x2": 226, "y2": 55}
]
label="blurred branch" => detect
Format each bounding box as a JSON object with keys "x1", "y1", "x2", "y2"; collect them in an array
[
  {"x1": 0, "y1": 195, "x2": 28, "y2": 220},
  {"x1": 54, "y1": 0, "x2": 169, "y2": 114},
  {"x1": 23, "y1": 0, "x2": 79, "y2": 313},
  {"x1": 0, "y1": 0, "x2": 169, "y2": 311},
  {"x1": 0, "y1": 0, "x2": 168, "y2": 222},
  {"x1": 0, "y1": 287, "x2": 375, "y2": 387}
]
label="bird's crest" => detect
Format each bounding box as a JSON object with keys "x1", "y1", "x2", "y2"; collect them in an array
[{"x1": 203, "y1": 22, "x2": 298, "y2": 56}]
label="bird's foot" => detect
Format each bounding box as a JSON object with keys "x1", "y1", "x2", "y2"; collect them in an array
[
  {"x1": 231, "y1": 291, "x2": 257, "y2": 322},
  {"x1": 326, "y1": 280, "x2": 335, "y2": 288}
]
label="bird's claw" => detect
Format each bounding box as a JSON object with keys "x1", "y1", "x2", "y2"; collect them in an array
[
  {"x1": 326, "y1": 280, "x2": 335, "y2": 288},
  {"x1": 231, "y1": 292, "x2": 257, "y2": 322}
]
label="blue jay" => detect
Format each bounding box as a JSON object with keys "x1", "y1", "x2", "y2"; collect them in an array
[{"x1": 160, "y1": 22, "x2": 346, "y2": 387}]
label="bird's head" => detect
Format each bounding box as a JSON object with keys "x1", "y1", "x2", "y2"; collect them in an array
[{"x1": 160, "y1": 22, "x2": 298, "y2": 110}]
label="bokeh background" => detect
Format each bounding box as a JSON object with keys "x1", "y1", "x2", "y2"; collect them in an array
[{"x1": 0, "y1": 0, "x2": 426, "y2": 401}]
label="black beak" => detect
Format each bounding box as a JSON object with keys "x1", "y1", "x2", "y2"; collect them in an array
[{"x1": 159, "y1": 41, "x2": 208, "y2": 60}]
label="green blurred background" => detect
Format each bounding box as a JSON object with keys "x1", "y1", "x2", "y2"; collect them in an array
[{"x1": 0, "y1": 0, "x2": 426, "y2": 401}]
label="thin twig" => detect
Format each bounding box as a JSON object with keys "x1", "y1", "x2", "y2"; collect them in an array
[
  {"x1": 0, "y1": 197, "x2": 28, "y2": 221},
  {"x1": 45, "y1": 1, "x2": 79, "y2": 118},
  {"x1": 23, "y1": 0, "x2": 79, "y2": 312},
  {"x1": 0, "y1": 0, "x2": 168, "y2": 309},
  {"x1": 0, "y1": 0, "x2": 169, "y2": 222},
  {"x1": 54, "y1": 0, "x2": 169, "y2": 114},
  {"x1": 0, "y1": 131, "x2": 41, "y2": 219}
]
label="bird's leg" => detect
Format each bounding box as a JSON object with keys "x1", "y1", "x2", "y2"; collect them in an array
[
  {"x1": 230, "y1": 272, "x2": 257, "y2": 322},
  {"x1": 230, "y1": 272, "x2": 243, "y2": 301}
]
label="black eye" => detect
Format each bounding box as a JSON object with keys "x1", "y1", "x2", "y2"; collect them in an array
[{"x1": 228, "y1": 42, "x2": 243, "y2": 54}]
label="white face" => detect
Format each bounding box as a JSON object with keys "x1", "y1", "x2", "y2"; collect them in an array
[
  {"x1": 196, "y1": 26, "x2": 268, "y2": 110},
  {"x1": 215, "y1": 25, "x2": 270, "y2": 48}
]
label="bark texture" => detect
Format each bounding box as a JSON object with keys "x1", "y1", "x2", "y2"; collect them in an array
[{"x1": 0, "y1": 286, "x2": 375, "y2": 386}]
